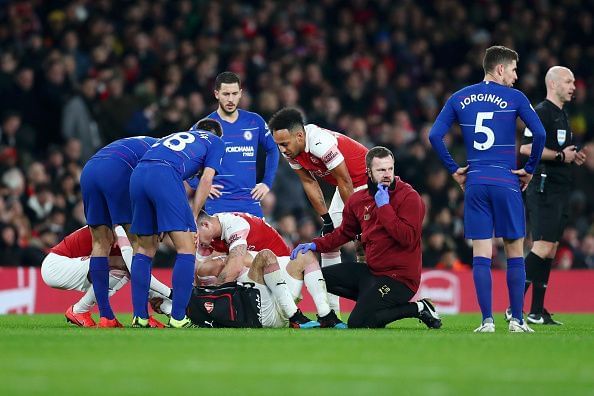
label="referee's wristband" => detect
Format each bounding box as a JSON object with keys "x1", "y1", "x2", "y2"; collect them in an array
[{"x1": 555, "y1": 151, "x2": 565, "y2": 162}]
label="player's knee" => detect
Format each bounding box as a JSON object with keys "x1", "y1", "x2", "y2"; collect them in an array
[
  {"x1": 347, "y1": 311, "x2": 373, "y2": 328},
  {"x1": 255, "y1": 249, "x2": 276, "y2": 266}
]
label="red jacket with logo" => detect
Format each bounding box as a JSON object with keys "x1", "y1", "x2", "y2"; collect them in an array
[{"x1": 313, "y1": 177, "x2": 425, "y2": 292}]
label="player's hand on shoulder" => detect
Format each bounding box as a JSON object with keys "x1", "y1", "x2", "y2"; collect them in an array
[
  {"x1": 290, "y1": 242, "x2": 317, "y2": 260},
  {"x1": 250, "y1": 183, "x2": 269, "y2": 200},
  {"x1": 209, "y1": 184, "x2": 224, "y2": 199},
  {"x1": 511, "y1": 168, "x2": 533, "y2": 191},
  {"x1": 452, "y1": 165, "x2": 469, "y2": 191}
]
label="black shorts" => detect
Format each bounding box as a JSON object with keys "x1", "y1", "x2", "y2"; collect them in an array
[
  {"x1": 525, "y1": 183, "x2": 569, "y2": 242},
  {"x1": 322, "y1": 262, "x2": 416, "y2": 328}
]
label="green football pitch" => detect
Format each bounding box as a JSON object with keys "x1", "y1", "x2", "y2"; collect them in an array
[{"x1": 1, "y1": 313, "x2": 593, "y2": 396}]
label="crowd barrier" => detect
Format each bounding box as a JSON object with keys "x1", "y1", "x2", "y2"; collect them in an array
[{"x1": 1, "y1": 267, "x2": 593, "y2": 314}]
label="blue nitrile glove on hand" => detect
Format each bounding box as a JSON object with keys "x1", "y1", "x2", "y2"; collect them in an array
[
  {"x1": 291, "y1": 242, "x2": 317, "y2": 260},
  {"x1": 374, "y1": 183, "x2": 390, "y2": 207}
]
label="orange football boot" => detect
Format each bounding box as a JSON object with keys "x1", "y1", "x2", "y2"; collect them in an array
[
  {"x1": 98, "y1": 317, "x2": 124, "y2": 328},
  {"x1": 148, "y1": 316, "x2": 165, "y2": 328},
  {"x1": 65, "y1": 305, "x2": 96, "y2": 327}
]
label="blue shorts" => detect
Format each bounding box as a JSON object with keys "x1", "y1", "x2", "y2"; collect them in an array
[
  {"x1": 464, "y1": 184, "x2": 525, "y2": 240},
  {"x1": 130, "y1": 162, "x2": 197, "y2": 235},
  {"x1": 80, "y1": 158, "x2": 133, "y2": 227},
  {"x1": 205, "y1": 197, "x2": 263, "y2": 217}
]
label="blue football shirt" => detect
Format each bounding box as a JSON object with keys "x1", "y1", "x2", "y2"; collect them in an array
[
  {"x1": 91, "y1": 136, "x2": 158, "y2": 168},
  {"x1": 429, "y1": 81, "x2": 546, "y2": 188},
  {"x1": 140, "y1": 130, "x2": 224, "y2": 180},
  {"x1": 202, "y1": 109, "x2": 278, "y2": 212}
]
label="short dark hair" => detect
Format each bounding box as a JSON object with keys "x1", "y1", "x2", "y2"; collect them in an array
[
  {"x1": 194, "y1": 118, "x2": 223, "y2": 137},
  {"x1": 483, "y1": 46, "x2": 519, "y2": 74},
  {"x1": 365, "y1": 146, "x2": 394, "y2": 169},
  {"x1": 268, "y1": 107, "x2": 305, "y2": 134},
  {"x1": 214, "y1": 71, "x2": 241, "y2": 90},
  {"x1": 197, "y1": 209, "x2": 212, "y2": 223}
]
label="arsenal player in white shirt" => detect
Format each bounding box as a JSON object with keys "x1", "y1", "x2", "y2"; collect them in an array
[{"x1": 268, "y1": 107, "x2": 369, "y2": 317}]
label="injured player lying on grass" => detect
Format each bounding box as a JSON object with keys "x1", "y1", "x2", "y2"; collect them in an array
[
  {"x1": 41, "y1": 225, "x2": 171, "y2": 328},
  {"x1": 195, "y1": 249, "x2": 347, "y2": 329}
]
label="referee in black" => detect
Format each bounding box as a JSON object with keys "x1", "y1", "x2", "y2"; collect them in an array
[{"x1": 513, "y1": 66, "x2": 588, "y2": 325}]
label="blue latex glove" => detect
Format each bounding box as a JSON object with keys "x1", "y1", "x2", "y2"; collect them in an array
[
  {"x1": 374, "y1": 183, "x2": 390, "y2": 207},
  {"x1": 291, "y1": 242, "x2": 317, "y2": 260}
]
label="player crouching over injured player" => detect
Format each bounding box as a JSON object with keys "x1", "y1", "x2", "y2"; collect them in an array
[
  {"x1": 292, "y1": 146, "x2": 442, "y2": 329},
  {"x1": 41, "y1": 225, "x2": 171, "y2": 328},
  {"x1": 196, "y1": 248, "x2": 346, "y2": 329}
]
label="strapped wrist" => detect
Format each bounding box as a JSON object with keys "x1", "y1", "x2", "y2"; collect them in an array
[{"x1": 321, "y1": 213, "x2": 332, "y2": 224}]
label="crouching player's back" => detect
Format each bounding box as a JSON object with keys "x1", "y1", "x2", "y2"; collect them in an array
[{"x1": 130, "y1": 126, "x2": 225, "y2": 328}]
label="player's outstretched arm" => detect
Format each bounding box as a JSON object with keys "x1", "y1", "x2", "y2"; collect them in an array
[
  {"x1": 330, "y1": 161, "x2": 355, "y2": 204},
  {"x1": 218, "y1": 244, "x2": 248, "y2": 283},
  {"x1": 193, "y1": 167, "x2": 216, "y2": 217},
  {"x1": 295, "y1": 167, "x2": 328, "y2": 216}
]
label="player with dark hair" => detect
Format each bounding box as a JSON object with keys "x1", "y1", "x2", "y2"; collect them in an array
[
  {"x1": 200, "y1": 71, "x2": 278, "y2": 217},
  {"x1": 79, "y1": 136, "x2": 158, "y2": 327},
  {"x1": 268, "y1": 107, "x2": 368, "y2": 317},
  {"x1": 191, "y1": 118, "x2": 223, "y2": 137},
  {"x1": 291, "y1": 146, "x2": 441, "y2": 329},
  {"x1": 195, "y1": 211, "x2": 342, "y2": 328},
  {"x1": 507, "y1": 66, "x2": 588, "y2": 325},
  {"x1": 429, "y1": 45, "x2": 546, "y2": 332},
  {"x1": 129, "y1": 128, "x2": 224, "y2": 328}
]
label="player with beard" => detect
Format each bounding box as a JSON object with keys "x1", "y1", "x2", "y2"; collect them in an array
[
  {"x1": 199, "y1": 71, "x2": 278, "y2": 217},
  {"x1": 291, "y1": 146, "x2": 441, "y2": 329},
  {"x1": 195, "y1": 211, "x2": 343, "y2": 328},
  {"x1": 268, "y1": 107, "x2": 369, "y2": 317}
]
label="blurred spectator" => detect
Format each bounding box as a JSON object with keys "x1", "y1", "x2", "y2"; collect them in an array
[
  {"x1": 0, "y1": 223, "x2": 22, "y2": 266},
  {"x1": 0, "y1": 0, "x2": 591, "y2": 267},
  {"x1": 61, "y1": 75, "x2": 102, "y2": 161},
  {"x1": 24, "y1": 183, "x2": 55, "y2": 227}
]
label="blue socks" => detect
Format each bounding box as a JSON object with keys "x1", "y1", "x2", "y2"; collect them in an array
[
  {"x1": 507, "y1": 257, "x2": 526, "y2": 324},
  {"x1": 131, "y1": 253, "x2": 152, "y2": 319},
  {"x1": 472, "y1": 256, "x2": 492, "y2": 321},
  {"x1": 171, "y1": 254, "x2": 195, "y2": 320},
  {"x1": 89, "y1": 257, "x2": 114, "y2": 320}
]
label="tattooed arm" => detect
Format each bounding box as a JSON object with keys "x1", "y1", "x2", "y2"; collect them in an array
[{"x1": 218, "y1": 244, "x2": 248, "y2": 284}]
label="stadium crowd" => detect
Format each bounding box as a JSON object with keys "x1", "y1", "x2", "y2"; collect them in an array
[{"x1": 0, "y1": 0, "x2": 593, "y2": 269}]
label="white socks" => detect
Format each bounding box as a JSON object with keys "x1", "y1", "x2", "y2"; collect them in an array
[
  {"x1": 321, "y1": 252, "x2": 341, "y2": 316},
  {"x1": 73, "y1": 270, "x2": 129, "y2": 314},
  {"x1": 304, "y1": 268, "x2": 330, "y2": 317},
  {"x1": 263, "y1": 264, "x2": 298, "y2": 318}
]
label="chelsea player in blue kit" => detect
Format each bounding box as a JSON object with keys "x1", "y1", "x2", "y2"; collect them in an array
[
  {"x1": 80, "y1": 136, "x2": 158, "y2": 327},
  {"x1": 199, "y1": 71, "x2": 278, "y2": 217},
  {"x1": 129, "y1": 128, "x2": 225, "y2": 328},
  {"x1": 429, "y1": 46, "x2": 546, "y2": 333}
]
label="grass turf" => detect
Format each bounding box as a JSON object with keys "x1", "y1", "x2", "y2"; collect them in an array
[{"x1": 1, "y1": 313, "x2": 593, "y2": 396}]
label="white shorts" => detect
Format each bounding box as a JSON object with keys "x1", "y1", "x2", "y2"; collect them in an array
[
  {"x1": 41, "y1": 253, "x2": 91, "y2": 292},
  {"x1": 237, "y1": 256, "x2": 295, "y2": 328},
  {"x1": 329, "y1": 184, "x2": 368, "y2": 226}
]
